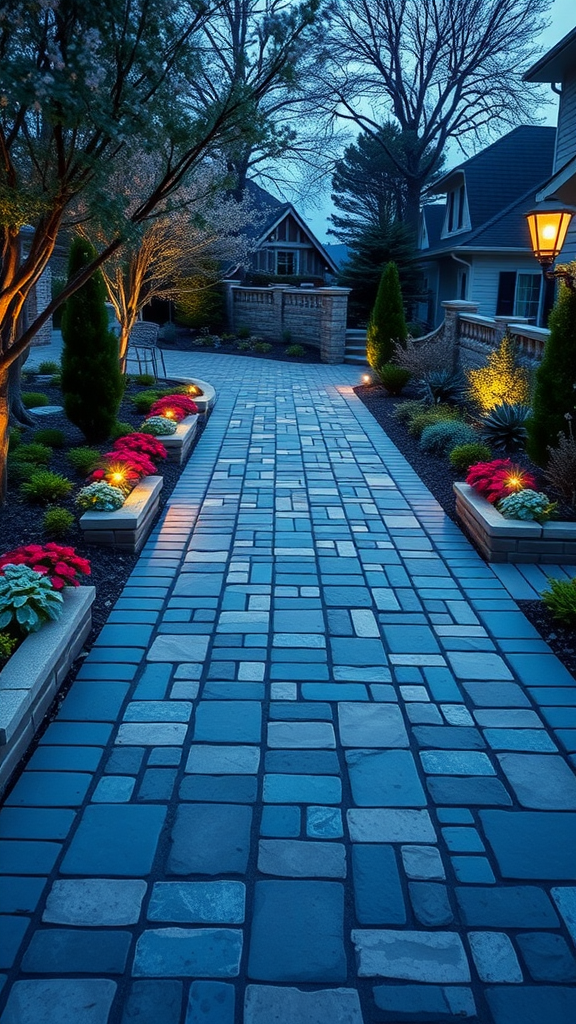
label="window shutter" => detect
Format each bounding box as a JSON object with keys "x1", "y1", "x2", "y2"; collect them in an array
[{"x1": 496, "y1": 272, "x2": 516, "y2": 316}]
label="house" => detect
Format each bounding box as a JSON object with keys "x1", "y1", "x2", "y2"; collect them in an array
[
  {"x1": 524, "y1": 25, "x2": 576, "y2": 263},
  {"x1": 240, "y1": 180, "x2": 339, "y2": 282},
  {"x1": 417, "y1": 126, "x2": 557, "y2": 327}
]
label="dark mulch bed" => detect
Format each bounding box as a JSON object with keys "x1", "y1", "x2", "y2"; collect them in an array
[
  {"x1": 2, "y1": 374, "x2": 204, "y2": 649},
  {"x1": 355, "y1": 381, "x2": 576, "y2": 680},
  {"x1": 160, "y1": 324, "x2": 322, "y2": 363}
]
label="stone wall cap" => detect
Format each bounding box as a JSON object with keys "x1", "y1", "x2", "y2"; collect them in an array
[{"x1": 80, "y1": 476, "x2": 163, "y2": 528}]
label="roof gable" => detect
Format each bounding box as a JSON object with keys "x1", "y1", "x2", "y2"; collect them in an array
[
  {"x1": 423, "y1": 126, "x2": 556, "y2": 253},
  {"x1": 245, "y1": 180, "x2": 338, "y2": 273}
]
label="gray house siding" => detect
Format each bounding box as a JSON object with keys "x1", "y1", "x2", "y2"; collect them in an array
[{"x1": 555, "y1": 73, "x2": 576, "y2": 263}]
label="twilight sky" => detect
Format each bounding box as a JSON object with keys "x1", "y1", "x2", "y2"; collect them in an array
[{"x1": 300, "y1": 0, "x2": 575, "y2": 242}]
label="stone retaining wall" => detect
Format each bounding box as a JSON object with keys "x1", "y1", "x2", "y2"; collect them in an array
[
  {"x1": 454, "y1": 482, "x2": 576, "y2": 564},
  {"x1": 0, "y1": 587, "x2": 95, "y2": 793},
  {"x1": 80, "y1": 476, "x2": 163, "y2": 553},
  {"x1": 223, "y1": 282, "x2": 350, "y2": 364}
]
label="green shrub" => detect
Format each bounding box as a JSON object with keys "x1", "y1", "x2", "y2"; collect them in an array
[
  {"x1": 366, "y1": 261, "x2": 407, "y2": 370},
  {"x1": 133, "y1": 374, "x2": 156, "y2": 386},
  {"x1": 37, "y1": 360, "x2": 60, "y2": 374},
  {"x1": 175, "y1": 269, "x2": 225, "y2": 331},
  {"x1": 236, "y1": 341, "x2": 253, "y2": 352},
  {"x1": 14, "y1": 442, "x2": 52, "y2": 466},
  {"x1": 253, "y1": 341, "x2": 273, "y2": 354},
  {"x1": 377, "y1": 363, "x2": 411, "y2": 396},
  {"x1": 541, "y1": 576, "x2": 576, "y2": 627},
  {"x1": 407, "y1": 406, "x2": 461, "y2": 438},
  {"x1": 237, "y1": 325, "x2": 251, "y2": 340},
  {"x1": 449, "y1": 443, "x2": 492, "y2": 474},
  {"x1": 21, "y1": 391, "x2": 48, "y2": 409},
  {"x1": 393, "y1": 400, "x2": 426, "y2": 424},
  {"x1": 61, "y1": 235, "x2": 123, "y2": 442},
  {"x1": 0, "y1": 632, "x2": 19, "y2": 660},
  {"x1": 7, "y1": 459, "x2": 35, "y2": 482},
  {"x1": 43, "y1": 506, "x2": 75, "y2": 537},
  {"x1": 481, "y1": 403, "x2": 530, "y2": 451},
  {"x1": 0, "y1": 564, "x2": 64, "y2": 634},
  {"x1": 282, "y1": 328, "x2": 292, "y2": 344},
  {"x1": 67, "y1": 447, "x2": 102, "y2": 476},
  {"x1": 528, "y1": 281, "x2": 576, "y2": 465},
  {"x1": 50, "y1": 372, "x2": 62, "y2": 387},
  {"x1": 419, "y1": 421, "x2": 478, "y2": 456},
  {"x1": 8, "y1": 427, "x2": 22, "y2": 452},
  {"x1": 21, "y1": 470, "x2": 74, "y2": 503},
  {"x1": 285, "y1": 344, "x2": 306, "y2": 357},
  {"x1": 132, "y1": 389, "x2": 163, "y2": 414},
  {"x1": 110, "y1": 421, "x2": 136, "y2": 440},
  {"x1": 34, "y1": 429, "x2": 65, "y2": 448}
]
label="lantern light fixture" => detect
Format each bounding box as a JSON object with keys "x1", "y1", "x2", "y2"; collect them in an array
[{"x1": 525, "y1": 201, "x2": 576, "y2": 287}]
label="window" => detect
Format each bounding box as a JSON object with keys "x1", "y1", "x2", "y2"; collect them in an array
[
  {"x1": 514, "y1": 274, "x2": 541, "y2": 320},
  {"x1": 457, "y1": 185, "x2": 465, "y2": 230},
  {"x1": 276, "y1": 250, "x2": 298, "y2": 275},
  {"x1": 496, "y1": 271, "x2": 541, "y2": 321},
  {"x1": 447, "y1": 191, "x2": 456, "y2": 233}
]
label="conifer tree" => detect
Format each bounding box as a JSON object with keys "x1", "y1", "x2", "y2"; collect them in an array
[
  {"x1": 527, "y1": 282, "x2": 576, "y2": 465},
  {"x1": 366, "y1": 261, "x2": 408, "y2": 370},
  {"x1": 61, "y1": 238, "x2": 123, "y2": 443}
]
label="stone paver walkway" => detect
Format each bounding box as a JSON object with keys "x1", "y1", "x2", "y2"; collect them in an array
[{"x1": 1, "y1": 352, "x2": 576, "y2": 1024}]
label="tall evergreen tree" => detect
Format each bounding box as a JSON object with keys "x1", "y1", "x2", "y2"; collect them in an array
[
  {"x1": 338, "y1": 221, "x2": 422, "y2": 325},
  {"x1": 61, "y1": 238, "x2": 123, "y2": 444},
  {"x1": 366, "y1": 261, "x2": 408, "y2": 370},
  {"x1": 527, "y1": 282, "x2": 576, "y2": 465}
]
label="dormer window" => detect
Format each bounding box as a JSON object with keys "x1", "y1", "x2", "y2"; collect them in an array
[{"x1": 444, "y1": 182, "x2": 469, "y2": 236}]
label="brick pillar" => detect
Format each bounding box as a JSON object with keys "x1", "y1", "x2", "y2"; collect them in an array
[
  {"x1": 318, "y1": 288, "x2": 351, "y2": 364},
  {"x1": 221, "y1": 280, "x2": 238, "y2": 333},
  {"x1": 441, "y1": 299, "x2": 479, "y2": 367},
  {"x1": 270, "y1": 285, "x2": 289, "y2": 340}
]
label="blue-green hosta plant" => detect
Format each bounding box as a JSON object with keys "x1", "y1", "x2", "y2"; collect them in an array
[
  {"x1": 76, "y1": 482, "x2": 125, "y2": 512},
  {"x1": 0, "y1": 565, "x2": 64, "y2": 634},
  {"x1": 140, "y1": 416, "x2": 177, "y2": 436},
  {"x1": 497, "y1": 489, "x2": 557, "y2": 524}
]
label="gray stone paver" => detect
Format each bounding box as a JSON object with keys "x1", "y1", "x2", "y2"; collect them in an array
[{"x1": 1, "y1": 351, "x2": 576, "y2": 1024}]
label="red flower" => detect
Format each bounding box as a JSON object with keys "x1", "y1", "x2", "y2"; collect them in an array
[
  {"x1": 148, "y1": 394, "x2": 197, "y2": 422},
  {"x1": 0, "y1": 543, "x2": 91, "y2": 588},
  {"x1": 466, "y1": 460, "x2": 536, "y2": 504},
  {"x1": 113, "y1": 433, "x2": 167, "y2": 462}
]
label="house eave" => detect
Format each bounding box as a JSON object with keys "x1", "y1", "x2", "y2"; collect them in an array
[
  {"x1": 524, "y1": 27, "x2": 576, "y2": 83},
  {"x1": 535, "y1": 155, "x2": 576, "y2": 206},
  {"x1": 418, "y1": 246, "x2": 533, "y2": 260}
]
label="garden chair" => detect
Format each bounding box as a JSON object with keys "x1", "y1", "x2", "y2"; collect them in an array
[{"x1": 128, "y1": 322, "x2": 167, "y2": 380}]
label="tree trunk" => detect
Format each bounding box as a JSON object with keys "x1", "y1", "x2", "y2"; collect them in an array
[
  {"x1": 0, "y1": 363, "x2": 10, "y2": 506},
  {"x1": 119, "y1": 326, "x2": 131, "y2": 376},
  {"x1": 9, "y1": 355, "x2": 35, "y2": 428}
]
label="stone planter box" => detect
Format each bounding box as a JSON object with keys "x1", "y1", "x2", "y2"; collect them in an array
[
  {"x1": 79, "y1": 475, "x2": 163, "y2": 553},
  {"x1": 175, "y1": 378, "x2": 216, "y2": 414},
  {"x1": 454, "y1": 482, "x2": 576, "y2": 564},
  {"x1": 0, "y1": 586, "x2": 95, "y2": 794},
  {"x1": 161, "y1": 414, "x2": 198, "y2": 465}
]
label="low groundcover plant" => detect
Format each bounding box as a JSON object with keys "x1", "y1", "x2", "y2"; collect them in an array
[
  {"x1": 498, "y1": 489, "x2": 557, "y2": 524},
  {"x1": 0, "y1": 564, "x2": 64, "y2": 633},
  {"x1": 140, "y1": 416, "x2": 177, "y2": 436},
  {"x1": 76, "y1": 481, "x2": 126, "y2": 511}
]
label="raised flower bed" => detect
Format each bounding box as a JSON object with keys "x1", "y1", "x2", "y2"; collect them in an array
[
  {"x1": 454, "y1": 482, "x2": 576, "y2": 564},
  {"x1": 0, "y1": 586, "x2": 95, "y2": 792},
  {"x1": 177, "y1": 377, "x2": 216, "y2": 414},
  {"x1": 79, "y1": 475, "x2": 163, "y2": 553},
  {"x1": 160, "y1": 414, "x2": 198, "y2": 465}
]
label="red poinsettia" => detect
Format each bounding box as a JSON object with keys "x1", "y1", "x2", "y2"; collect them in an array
[
  {"x1": 89, "y1": 448, "x2": 157, "y2": 491},
  {"x1": 466, "y1": 459, "x2": 536, "y2": 504},
  {"x1": 0, "y1": 543, "x2": 91, "y2": 589},
  {"x1": 148, "y1": 394, "x2": 198, "y2": 422},
  {"x1": 113, "y1": 433, "x2": 167, "y2": 463}
]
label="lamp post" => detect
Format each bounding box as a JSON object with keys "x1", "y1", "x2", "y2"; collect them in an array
[{"x1": 525, "y1": 201, "x2": 575, "y2": 325}]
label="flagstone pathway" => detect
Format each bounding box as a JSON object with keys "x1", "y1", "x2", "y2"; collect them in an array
[{"x1": 1, "y1": 352, "x2": 576, "y2": 1024}]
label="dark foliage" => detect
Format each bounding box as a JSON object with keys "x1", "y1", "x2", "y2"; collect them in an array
[
  {"x1": 527, "y1": 283, "x2": 576, "y2": 465},
  {"x1": 366, "y1": 262, "x2": 408, "y2": 369},
  {"x1": 61, "y1": 237, "x2": 123, "y2": 443}
]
